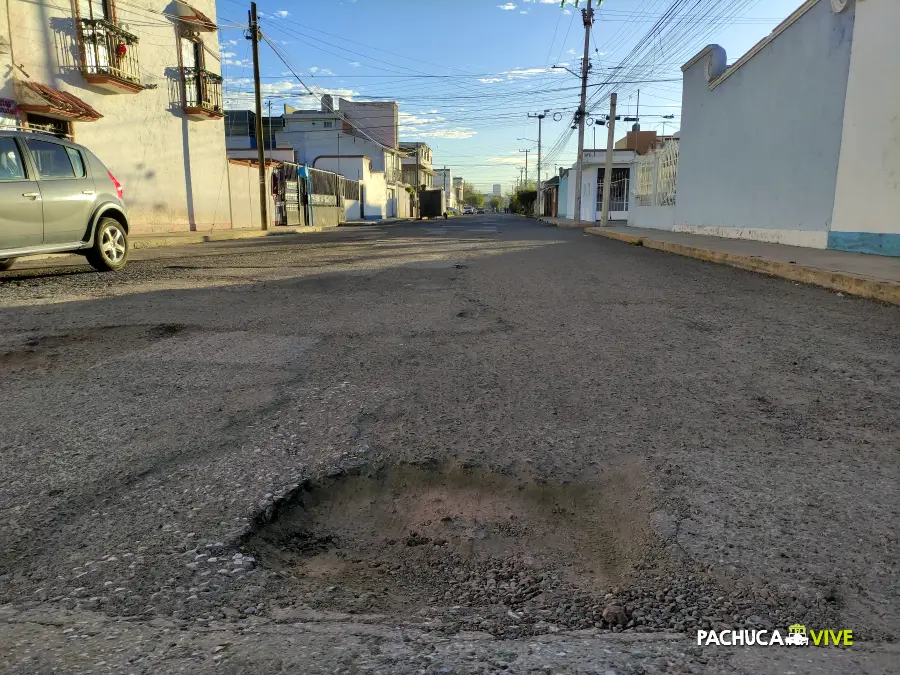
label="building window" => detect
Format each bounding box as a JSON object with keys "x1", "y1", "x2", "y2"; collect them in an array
[
  {"x1": 181, "y1": 34, "x2": 223, "y2": 118},
  {"x1": 323, "y1": 120, "x2": 333, "y2": 128},
  {"x1": 23, "y1": 113, "x2": 72, "y2": 139},
  {"x1": 77, "y1": 0, "x2": 142, "y2": 91}
]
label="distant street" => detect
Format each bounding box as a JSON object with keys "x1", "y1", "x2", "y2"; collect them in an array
[{"x1": 1, "y1": 214, "x2": 897, "y2": 673}]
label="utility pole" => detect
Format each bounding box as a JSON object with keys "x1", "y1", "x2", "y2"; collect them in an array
[
  {"x1": 266, "y1": 98, "x2": 273, "y2": 163},
  {"x1": 573, "y1": 0, "x2": 593, "y2": 226},
  {"x1": 415, "y1": 142, "x2": 420, "y2": 218},
  {"x1": 529, "y1": 110, "x2": 549, "y2": 216},
  {"x1": 519, "y1": 148, "x2": 529, "y2": 185},
  {"x1": 248, "y1": 2, "x2": 267, "y2": 230},
  {"x1": 600, "y1": 92, "x2": 618, "y2": 228}
]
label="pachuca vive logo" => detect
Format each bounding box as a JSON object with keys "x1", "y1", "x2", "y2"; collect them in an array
[{"x1": 697, "y1": 623, "x2": 854, "y2": 647}]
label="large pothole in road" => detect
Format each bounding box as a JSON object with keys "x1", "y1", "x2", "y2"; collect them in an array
[
  {"x1": 247, "y1": 461, "x2": 651, "y2": 590},
  {"x1": 242, "y1": 462, "x2": 823, "y2": 638}
]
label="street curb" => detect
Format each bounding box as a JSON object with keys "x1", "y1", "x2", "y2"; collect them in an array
[
  {"x1": 584, "y1": 227, "x2": 900, "y2": 306},
  {"x1": 539, "y1": 218, "x2": 584, "y2": 228},
  {"x1": 130, "y1": 226, "x2": 331, "y2": 250},
  {"x1": 13, "y1": 227, "x2": 335, "y2": 263}
]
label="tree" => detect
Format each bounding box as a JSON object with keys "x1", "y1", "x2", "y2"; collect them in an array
[
  {"x1": 464, "y1": 192, "x2": 484, "y2": 208},
  {"x1": 463, "y1": 182, "x2": 478, "y2": 196},
  {"x1": 489, "y1": 196, "x2": 503, "y2": 211}
]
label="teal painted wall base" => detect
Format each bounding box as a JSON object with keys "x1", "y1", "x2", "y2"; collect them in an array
[{"x1": 828, "y1": 232, "x2": 900, "y2": 257}]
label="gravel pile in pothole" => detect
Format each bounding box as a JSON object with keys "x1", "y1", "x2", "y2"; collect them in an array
[{"x1": 284, "y1": 542, "x2": 835, "y2": 641}]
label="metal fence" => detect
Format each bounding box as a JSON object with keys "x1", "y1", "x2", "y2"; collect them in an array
[
  {"x1": 309, "y1": 167, "x2": 341, "y2": 206},
  {"x1": 342, "y1": 178, "x2": 361, "y2": 201},
  {"x1": 634, "y1": 139, "x2": 679, "y2": 207}
]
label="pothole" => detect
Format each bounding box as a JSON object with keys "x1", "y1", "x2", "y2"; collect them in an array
[
  {"x1": 246, "y1": 461, "x2": 651, "y2": 593},
  {"x1": 240, "y1": 461, "x2": 824, "y2": 638}
]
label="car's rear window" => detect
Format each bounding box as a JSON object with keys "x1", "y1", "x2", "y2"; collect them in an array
[
  {"x1": 65, "y1": 146, "x2": 87, "y2": 178},
  {"x1": 26, "y1": 139, "x2": 77, "y2": 179}
]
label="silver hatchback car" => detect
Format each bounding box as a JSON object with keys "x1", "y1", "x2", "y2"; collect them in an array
[{"x1": 0, "y1": 130, "x2": 129, "y2": 272}]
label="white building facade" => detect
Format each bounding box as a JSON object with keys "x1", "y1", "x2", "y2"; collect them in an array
[
  {"x1": 562, "y1": 150, "x2": 636, "y2": 222},
  {"x1": 1, "y1": 0, "x2": 229, "y2": 234},
  {"x1": 670, "y1": 0, "x2": 898, "y2": 255},
  {"x1": 432, "y1": 167, "x2": 457, "y2": 211},
  {"x1": 273, "y1": 97, "x2": 409, "y2": 220}
]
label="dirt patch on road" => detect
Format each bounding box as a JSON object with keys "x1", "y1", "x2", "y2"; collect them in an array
[
  {"x1": 239, "y1": 461, "x2": 833, "y2": 639},
  {"x1": 0, "y1": 323, "x2": 191, "y2": 376},
  {"x1": 247, "y1": 462, "x2": 652, "y2": 598}
]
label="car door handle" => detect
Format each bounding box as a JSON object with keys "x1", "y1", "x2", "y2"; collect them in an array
[
  {"x1": 82, "y1": 190, "x2": 95, "y2": 195},
  {"x1": 22, "y1": 192, "x2": 40, "y2": 200}
]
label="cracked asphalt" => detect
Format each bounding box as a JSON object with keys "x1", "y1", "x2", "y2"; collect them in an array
[{"x1": 0, "y1": 214, "x2": 897, "y2": 673}]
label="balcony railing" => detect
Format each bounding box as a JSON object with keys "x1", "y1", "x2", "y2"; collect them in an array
[
  {"x1": 183, "y1": 68, "x2": 224, "y2": 118},
  {"x1": 79, "y1": 18, "x2": 141, "y2": 91}
]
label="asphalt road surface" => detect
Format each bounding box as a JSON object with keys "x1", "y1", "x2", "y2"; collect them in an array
[{"x1": 1, "y1": 214, "x2": 897, "y2": 673}]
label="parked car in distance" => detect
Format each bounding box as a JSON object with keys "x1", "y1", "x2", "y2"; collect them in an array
[
  {"x1": 476, "y1": 208, "x2": 485, "y2": 214},
  {"x1": 462, "y1": 205, "x2": 474, "y2": 215},
  {"x1": 0, "y1": 129, "x2": 129, "y2": 272}
]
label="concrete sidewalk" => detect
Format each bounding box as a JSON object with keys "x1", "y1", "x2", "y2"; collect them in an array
[
  {"x1": 538, "y1": 217, "x2": 900, "y2": 305},
  {"x1": 128, "y1": 225, "x2": 331, "y2": 250}
]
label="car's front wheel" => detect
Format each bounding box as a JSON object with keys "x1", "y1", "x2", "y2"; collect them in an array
[
  {"x1": 86, "y1": 217, "x2": 128, "y2": 272},
  {"x1": 0, "y1": 258, "x2": 16, "y2": 271}
]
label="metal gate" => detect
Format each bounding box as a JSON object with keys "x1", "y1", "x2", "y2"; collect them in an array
[{"x1": 272, "y1": 162, "x2": 307, "y2": 227}]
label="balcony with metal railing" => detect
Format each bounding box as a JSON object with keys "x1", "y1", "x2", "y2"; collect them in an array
[
  {"x1": 78, "y1": 19, "x2": 142, "y2": 93},
  {"x1": 183, "y1": 68, "x2": 224, "y2": 119}
]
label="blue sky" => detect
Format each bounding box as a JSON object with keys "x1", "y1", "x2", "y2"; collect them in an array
[{"x1": 215, "y1": 0, "x2": 800, "y2": 191}]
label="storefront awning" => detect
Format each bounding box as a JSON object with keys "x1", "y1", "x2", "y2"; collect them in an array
[
  {"x1": 173, "y1": 1, "x2": 217, "y2": 32},
  {"x1": 14, "y1": 81, "x2": 103, "y2": 122}
]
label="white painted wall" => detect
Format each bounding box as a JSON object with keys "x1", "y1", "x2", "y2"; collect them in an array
[
  {"x1": 227, "y1": 161, "x2": 275, "y2": 230},
  {"x1": 630, "y1": 207, "x2": 676, "y2": 231},
  {"x1": 675, "y1": 0, "x2": 855, "y2": 247},
  {"x1": 831, "y1": 0, "x2": 900, "y2": 241},
  {"x1": 2, "y1": 0, "x2": 229, "y2": 234}
]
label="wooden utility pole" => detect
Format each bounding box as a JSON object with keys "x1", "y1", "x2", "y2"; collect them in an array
[
  {"x1": 249, "y1": 2, "x2": 267, "y2": 230},
  {"x1": 573, "y1": 0, "x2": 593, "y2": 226},
  {"x1": 600, "y1": 93, "x2": 617, "y2": 227}
]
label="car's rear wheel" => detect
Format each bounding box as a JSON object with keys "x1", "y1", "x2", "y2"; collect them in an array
[
  {"x1": 0, "y1": 258, "x2": 15, "y2": 271},
  {"x1": 86, "y1": 217, "x2": 128, "y2": 272}
]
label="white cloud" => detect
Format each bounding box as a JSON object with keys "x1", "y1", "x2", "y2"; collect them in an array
[
  {"x1": 221, "y1": 39, "x2": 238, "y2": 46},
  {"x1": 309, "y1": 66, "x2": 319, "y2": 73},
  {"x1": 486, "y1": 155, "x2": 526, "y2": 165},
  {"x1": 416, "y1": 128, "x2": 477, "y2": 139},
  {"x1": 349, "y1": 61, "x2": 361, "y2": 67},
  {"x1": 567, "y1": 48, "x2": 576, "y2": 55},
  {"x1": 220, "y1": 51, "x2": 235, "y2": 58},
  {"x1": 479, "y1": 77, "x2": 503, "y2": 83},
  {"x1": 498, "y1": 3, "x2": 516, "y2": 9},
  {"x1": 224, "y1": 58, "x2": 251, "y2": 67},
  {"x1": 223, "y1": 79, "x2": 358, "y2": 109},
  {"x1": 399, "y1": 112, "x2": 445, "y2": 127},
  {"x1": 563, "y1": 8, "x2": 571, "y2": 13},
  {"x1": 539, "y1": 0, "x2": 558, "y2": 3},
  {"x1": 500, "y1": 67, "x2": 547, "y2": 79},
  {"x1": 520, "y1": 9, "x2": 529, "y2": 13},
  {"x1": 274, "y1": 9, "x2": 289, "y2": 17}
]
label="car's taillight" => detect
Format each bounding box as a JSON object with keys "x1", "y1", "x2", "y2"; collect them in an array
[{"x1": 108, "y1": 171, "x2": 123, "y2": 200}]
